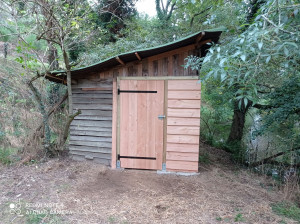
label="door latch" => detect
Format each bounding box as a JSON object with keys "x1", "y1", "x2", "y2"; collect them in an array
[{"x1": 158, "y1": 115, "x2": 166, "y2": 120}]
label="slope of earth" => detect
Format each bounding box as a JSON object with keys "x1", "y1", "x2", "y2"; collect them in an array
[{"x1": 0, "y1": 142, "x2": 295, "y2": 224}]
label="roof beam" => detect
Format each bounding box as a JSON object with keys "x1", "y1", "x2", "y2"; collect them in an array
[
  {"x1": 46, "y1": 73, "x2": 66, "y2": 84},
  {"x1": 135, "y1": 52, "x2": 142, "y2": 61},
  {"x1": 116, "y1": 56, "x2": 125, "y2": 66}
]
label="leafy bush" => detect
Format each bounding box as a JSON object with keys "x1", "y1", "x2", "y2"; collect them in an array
[
  {"x1": 272, "y1": 202, "x2": 300, "y2": 222},
  {"x1": 0, "y1": 148, "x2": 12, "y2": 165}
]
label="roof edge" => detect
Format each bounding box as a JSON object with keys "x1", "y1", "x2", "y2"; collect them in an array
[{"x1": 50, "y1": 27, "x2": 225, "y2": 75}]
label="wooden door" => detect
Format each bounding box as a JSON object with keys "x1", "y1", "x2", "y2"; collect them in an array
[{"x1": 119, "y1": 80, "x2": 164, "y2": 170}]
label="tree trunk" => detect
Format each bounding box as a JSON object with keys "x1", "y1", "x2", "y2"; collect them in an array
[
  {"x1": 227, "y1": 100, "x2": 251, "y2": 145},
  {"x1": 62, "y1": 49, "x2": 73, "y2": 115},
  {"x1": 27, "y1": 74, "x2": 51, "y2": 150},
  {"x1": 48, "y1": 42, "x2": 59, "y2": 70}
]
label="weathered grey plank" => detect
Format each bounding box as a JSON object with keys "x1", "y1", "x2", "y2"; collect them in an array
[
  {"x1": 72, "y1": 98, "x2": 112, "y2": 104},
  {"x1": 70, "y1": 140, "x2": 112, "y2": 148},
  {"x1": 70, "y1": 126, "x2": 111, "y2": 132},
  {"x1": 70, "y1": 130, "x2": 112, "y2": 137},
  {"x1": 71, "y1": 120, "x2": 112, "y2": 127},
  {"x1": 71, "y1": 89, "x2": 112, "y2": 94},
  {"x1": 74, "y1": 110, "x2": 112, "y2": 116},
  {"x1": 70, "y1": 135, "x2": 112, "y2": 142},
  {"x1": 73, "y1": 104, "x2": 112, "y2": 110},
  {"x1": 71, "y1": 154, "x2": 110, "y2": 165},
  {"x1": 74, "y1": 116, "x2": 112, "y2": 121},
  {"x1": 69, "y1": 145, "x2": 111, "y2": 153},
  {"x1": 71, "y1": 155, "x2": 85, "y2": 161},
  {"x1": 93, "y1": 158, "x2": 111, "y2": 165},
  {"x1": 72, "y1": 93, "x2": 112, "y2": 99},
  {"x1": 69, "y1": 151, "x2": 112, "y2": 160},
  {"x1": 73, "y1": 78, "x2": 113, "y2": 89}
]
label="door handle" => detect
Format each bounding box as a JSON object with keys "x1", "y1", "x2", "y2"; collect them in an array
[{"x1": 158, "y1": 115, "x2": 166, "y2": 120}]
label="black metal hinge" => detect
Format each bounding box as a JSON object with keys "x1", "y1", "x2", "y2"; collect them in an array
[
  {"x1": 118, "y1": 89, "x2": 157, "y2": 95},
  {"x1": 118, "y1": 155, "x2": 156, "y2": 160}
]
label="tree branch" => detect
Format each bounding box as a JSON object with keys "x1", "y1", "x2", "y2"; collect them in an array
[{"x1": 248, "y1": 146, "x2": 300, "y2": 167}]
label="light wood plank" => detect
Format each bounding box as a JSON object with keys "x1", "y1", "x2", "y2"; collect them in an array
[
  {"x1": 168, "y1": 90, "x2": 200, "y2": 100},
  {"x1": 168, "y1": 80, "x2": 201, "y2": 91},
  {"x1": 167, "y1": 108, "x2": 200, "y2": 118},
  {"x1": 166, "y1": 161, "x2": 198, "y2": 171},
  {"x1": 167, "y1": 135, "x2": 199, "y2": 144},
  {"x1": 167, "y1": 117, "x2": 200, "y2": 126},
  {"x1": 166, "y1": 152, "x2": 199, "y2": 162},
  {"x1": 167, "y1": 126, "x2": 200, "y2": 135},
  {"x1": 166, "y1": 168, "x2": 197, "y2": 173},
  {"x1": 166, "y1": 143, "x2": 199, "y2": 153},
  {"x1": 111, "y1": 78, "x2": 117, "y2": 168},
  {"x1": 168, "y1": 99, "x2": 200, "y2": 109},
  {"x1": 120, "y1": 158, "x2": 158, "y2": 170},
  {"x1": 119, "y1": 80, "x2": 164, "y2": 170}
]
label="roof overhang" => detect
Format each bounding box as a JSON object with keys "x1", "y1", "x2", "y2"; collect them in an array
[{"x1": 46, "y1": 28, "x2": 224, "y2": 83}]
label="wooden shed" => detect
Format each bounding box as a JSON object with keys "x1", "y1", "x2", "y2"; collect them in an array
[{"x1": 47, "y1": 29, "x2": 222, "y2": 173}]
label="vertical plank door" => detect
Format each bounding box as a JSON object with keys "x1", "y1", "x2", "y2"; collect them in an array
[{"x1": 119, "y1": 80, "x2": 164, "y2": 170}]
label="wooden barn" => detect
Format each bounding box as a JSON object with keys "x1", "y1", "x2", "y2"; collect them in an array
[{"x1": 46, "y1": 29, "x2": 222, "y2": 173}]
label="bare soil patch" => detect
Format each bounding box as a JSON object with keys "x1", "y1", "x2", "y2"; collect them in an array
[{"x1": 0, "y1": 143, "x2": 296, "y2": 223}]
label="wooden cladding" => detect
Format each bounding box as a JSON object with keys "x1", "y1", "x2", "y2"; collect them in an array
[
  {"x1": 69, "y1": 81, "x2": 113, "y2": 165},
  {"x1": 72, "y1": 44, "x2": 198, "y2": 81},
  {"x1": 166, "y1": 80, "x2": 201, "y2": 172},
  {"x1": 69, "y1": 42, "x2": 202, "y2": 172},
  {"x1": 118, "y1": 80, "x2": 164, "y2": 170}
]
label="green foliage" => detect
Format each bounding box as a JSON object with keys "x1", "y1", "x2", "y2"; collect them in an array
[
  {"x1": 190, "y1": 0, "x2": 300, "y2": 109},
  {"x1": 26, "y1": 212, "x2": 61, "y2": 224},
  {"x1": 0, "y1": 148, "x2": 11, "y2": 164},
  {"x1": 199, "y1": 153, "x2": 210, "y2": 164},
  {"x1": 215, "y1": 216, "x2": 222, "y2": 221},
  {"x1": 186, "y1": 0, "x2": 300, "y2": 162},
  {"x1": 0, "y1": 147, "x2": 18, "y2": 165},
  {"x1": 234, "y1": 213, "x2": 245, "y2": 222},
  {"x1": 96, "y1": 0, "x2": 137, "y2": 42},
  {"x1": 262, "y1": 76, "x2": 300, "y2": 132},
  {"x1": 224, "y1": 141, "x2": 246, "y2": 163},
  {"x1": 272, "y1": 202, "x2": 300, "y2": 222}
]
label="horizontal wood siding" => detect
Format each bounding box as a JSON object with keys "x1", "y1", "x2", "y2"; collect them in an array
[
  {"x1": 166, "y1": 80, "x2": 201, "y2": 172},
  {"x1": 70, "y1": 44, "x2": 201, "y2": 167},
  {"x1": 70, "y1": 80, "x2": 113, "y2": 164}
]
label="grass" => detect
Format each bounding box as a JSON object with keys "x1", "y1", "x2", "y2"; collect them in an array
[
  {"x1": 272, "y1": 201, "x2": 300, "y2": 222},
  {"x1": 0, "y1": 147, "x2": 14, "y2": 165},
  {"x1": 234, "y1": 213, "x2": 245, "y2": 222},
  {"x1": 26, "y1": 213, "x2": 61, "y2": 224},
  {"x1": 199, "y1": 152, "x2": 210, "y2": 164}
]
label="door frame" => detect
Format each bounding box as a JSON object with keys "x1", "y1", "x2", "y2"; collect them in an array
[{"x1": 112, "y1": 76, "x2": 199, "y2": 170}]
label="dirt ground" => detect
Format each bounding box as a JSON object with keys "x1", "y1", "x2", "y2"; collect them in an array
[{"x1": 0, "y1": 143, "x2": 296, "y2": 224}]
